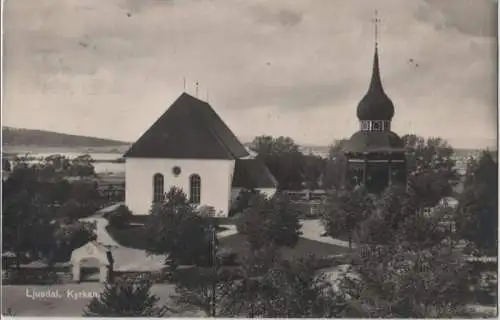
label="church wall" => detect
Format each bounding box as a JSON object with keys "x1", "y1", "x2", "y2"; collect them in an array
[{"x1": 125, "y1": 158, "x2": 235, "y2": 216}]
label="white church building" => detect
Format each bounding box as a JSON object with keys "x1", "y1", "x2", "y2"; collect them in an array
[{"x1": 123, "y1": 92, "x2": 278, "y2": 216}]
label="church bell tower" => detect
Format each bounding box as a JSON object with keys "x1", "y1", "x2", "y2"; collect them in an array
[{"x1": 342, "y1": 11, "x2": 407, "y2": 193}]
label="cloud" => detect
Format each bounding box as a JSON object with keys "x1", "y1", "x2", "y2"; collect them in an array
[
  {"x1": 250, "y1": 6, "x2": 304, "y2": 27},
  {"x1": 3, "y1": 0, "x2": 497, "y2": 149},
  {"x1": 419, "y1": 0, "x2": 497, "y2": 37}
]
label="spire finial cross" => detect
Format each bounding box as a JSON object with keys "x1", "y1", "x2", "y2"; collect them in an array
[{"x1": 373, "y1": 9, "x2": 380, "y2": 48}]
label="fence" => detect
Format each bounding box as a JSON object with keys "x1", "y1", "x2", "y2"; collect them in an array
[
  {"x1": 284, "y1": 189, "x2": 327, "y2": 201},
  {"x1": 291, "y1": 200, "x2": 322, "y2": 217}
]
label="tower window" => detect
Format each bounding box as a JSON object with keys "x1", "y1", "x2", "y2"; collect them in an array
[
  {"x1": 189, "y1": 174, "x2": 201, "y2": 204},
  {"x1": 360, "y1": 121, "x2": 370, "y2": 131},
  {"x1": 153, "y1": 173, "x2": 164, "y2": 202},
  {"x1": 384, "y1": 121, "x2": 391, "y2": 131}
]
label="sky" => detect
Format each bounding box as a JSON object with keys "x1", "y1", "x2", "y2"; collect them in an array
[{"x1": 2, "y1": 0, "x2": 498, "y2": 149}]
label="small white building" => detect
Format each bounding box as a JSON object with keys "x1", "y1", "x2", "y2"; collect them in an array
[{"x1": 124, "y1": 93, "x2": 277, "y2": 216}]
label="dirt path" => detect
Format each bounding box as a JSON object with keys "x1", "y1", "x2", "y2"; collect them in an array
[
  {"x1": 300, "y1": 220, "x2": 356, "y2": 248},
  {"x1": 79, "y1": 204, "x2": 165, "y2": 271}
]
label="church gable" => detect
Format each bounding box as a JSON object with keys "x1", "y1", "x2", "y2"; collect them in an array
[
  {"x1": 232, "y1": 159, "x2": 278, "y2": 189},
  {"x1": 124, "y1": 93, "x2": 249, "y2": 160}
]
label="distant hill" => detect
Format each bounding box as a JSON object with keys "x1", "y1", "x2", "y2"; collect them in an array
[{"x1": 2, "y1": 127, "x2": 130, "y2": 149}]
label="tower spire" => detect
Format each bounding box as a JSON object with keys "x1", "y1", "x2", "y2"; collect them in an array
[
  {"x1": 373, "y1": 9, "x2": 380, "y2": 49},
  {"x1": 355, "y1": 10, "x2": 394, "y2": 122},
  {"x1": 369, "y1": 10, "x2": 383, "y2": 92}
]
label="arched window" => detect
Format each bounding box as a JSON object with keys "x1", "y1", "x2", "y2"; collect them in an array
[
  {"x1": 153, "y1": 173, "x2": 164, "y2": 202},
  {"x1": 189, "y1": 174, "x2": 201, "y2": 204}
]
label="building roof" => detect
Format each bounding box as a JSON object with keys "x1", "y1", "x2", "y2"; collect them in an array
[
  {"x1": 232, "y1": 159, "x2": 278, "y2": 189},
  {"x1": 356, "y1": 46, "x2": 395, "y2": 121},
  {"x1": 70, "y1": 241, "x2": 113, "y2": 266},
  {"x1": 124, "y1": 93, "x2": 249, "y2": 159},
  {"x1": 344, "y1": 130, "x2": 405, "y2": 153}
]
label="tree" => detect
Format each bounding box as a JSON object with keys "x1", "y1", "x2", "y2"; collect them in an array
[
  {"x1": 43, "y1": 154, "x2": 72, "y2": 176},
  {"x1": 169, "y1": 266, "x2": 236, "y2": 316},
  {"x1": 51, "y1": 220, "x2": 96, "y2": 263},
  {"x1": 320, "y1": 186, "x2": 375, "y2": 249},
  {"x1": 2, "y1": 167, "x2": 55, "y2": 268},
  {"x1": 2, "y1": 156, "x2": 102, "y2": 267},
  {"x1": 83, "y1": 279, "x2": 168, "y2": 317},
  {"x1": 402, "y1": 134, "x2": 458, "y2": 207},
  {"x1": 302, "y1": 154, "x2": 326, "y2": 190},
  {"x1": 106, "y1": 205, "x2": 133, "y2": 228},
  {"x1": 71, "y1": 154, "x2": 96, "y2": 177},
  {"x1": 456, "y1": 150, "x2": 498, "y2": 255},
  {"x1": 322, "y1": 139, "x2": 349, "y2": 190},
  {"x1": 144, "y1": 187, "x2": 212, "y2": 266},
  {"x1": 250, "y1": 135, "x2": 305, "y2": 190},
  {"x1": 357, "y1": 185, "x2": 448, "y2": 249},
  {"x1": 341, "y1": 242, "x2": 473, "y2": 318},
  {"x1": 236, "y1": 192, "x2": 302, "y2": 251},
  {"x1": 229, "y1": 188, "x2": 258, "y2": 217},
  {"x1": 223, "y1": 254, "x2": 347, "y2": 317}
]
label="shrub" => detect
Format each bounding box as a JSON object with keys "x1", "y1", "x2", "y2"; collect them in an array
[
  {"x1": 107, "y1": 205, "x2": 133, "y2": 228},
  {"x1": 83, "y1": 279, "x2": 169, "y2": 317},
  {"x1": 217, "y1": 248, "x2": 238, "y2": 266},
  {"x1": 197, "y1": 205, "x2": 216, "y2": 217},
  {"x1": 229, "y1": 188, "x2": 258, "y2": 217},
  {"x1": 57, "y1": 198, "x2": 100, "y2": 220}
]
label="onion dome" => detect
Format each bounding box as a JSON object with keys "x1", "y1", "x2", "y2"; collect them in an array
[{"x1": 356, "y1": 47, "x2": 394, "y2": 121}]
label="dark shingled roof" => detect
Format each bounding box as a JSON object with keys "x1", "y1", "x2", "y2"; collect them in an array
[
  {"x1": 344, "y1": 130, "x2": 405, "y2": 153},
  {"x1": 232, "y1": 159, "x2": 278, "y2": 189},
  {"x1": 124, "y1": 93, "x2": 249, "y2": 159},
  {"x1": 356, "y1": 46, "x2": 395, "y2": 121}
]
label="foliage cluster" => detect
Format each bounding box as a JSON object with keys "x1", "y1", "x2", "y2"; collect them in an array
[{"x1": 235, "y1": 192, "x2": 302, "y2": 251}]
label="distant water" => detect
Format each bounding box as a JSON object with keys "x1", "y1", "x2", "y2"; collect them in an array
[{"x1": 5, "y1": 151, "x2": 125, "y2": 174}]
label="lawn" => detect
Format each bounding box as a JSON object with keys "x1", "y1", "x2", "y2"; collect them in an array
[
  {"x1": 106, "y1": 224, "x2": 149, "y2": 250},
  {"x1": 219, "y1": 233, "x2": 351, "y2": 263},
  {"x1": 106, "y1": 223, "x2": 230, "y2": 251}
]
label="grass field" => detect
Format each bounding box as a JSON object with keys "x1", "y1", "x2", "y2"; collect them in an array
[{"x1": 219, "y1": 233, "x2": 350, "y2": 262}]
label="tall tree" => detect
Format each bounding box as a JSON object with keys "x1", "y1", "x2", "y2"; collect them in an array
[
  {"x1": 2, "y1": 167, "x2": 55, "y2": 267},
  {"x1": 302, "y1": 154, "x2": 326, "y2": 190},
  {"x1": 402, "y1": 134, "x2": 458, "y2": 207},
  {"x1": 2, "y1": 157, "x2": 101, "y2": 266},
  {"x1": 320, "y1": 186, "x2": 375, "y2": 249},
  {"x1": 236, "y1": 192, "x2": 302, "y2": 251},
  {"x1": 322, "y1": 139, "x2": 349, "y2": 190},
  {"x1": 456, "y1": 150, "x2": 498, "y2": 255},
  {"x1": 250, "y1": 135, "x2": 305, "y2": 190},
  {"x1": 144, "y1": 187, "x2": 212, "y2": 267}
]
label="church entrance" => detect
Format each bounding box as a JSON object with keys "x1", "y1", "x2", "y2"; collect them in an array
[
  {"x1": 70, "y1": 241, "x2": 113, "y2": 283},
  {"x1": 79, "y1": 257, "x2": 101, "y2": 282}
]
